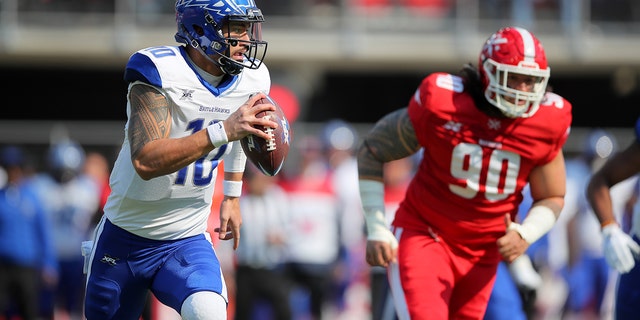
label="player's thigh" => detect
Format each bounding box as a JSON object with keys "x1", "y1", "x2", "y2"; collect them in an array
[
  {"x1": 614, "y1": 264, "x2": 640, "y2": 320},
  {"x1": 84, "y1": 224, "x2": 152, "y2": 320},
  {"x1": 151, "y1": 235, "x2": 226, "y2": 313},
  {"x1": 394, "y1": 228, "x2": 454, "y2": 319},
  {"x1": 449, "y1": 255, "x2": 498, "y2": 319}
]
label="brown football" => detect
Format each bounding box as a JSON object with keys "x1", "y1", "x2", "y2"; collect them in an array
[{"x1": 240, "y1": 95, "x2": 292, "y2": 176}]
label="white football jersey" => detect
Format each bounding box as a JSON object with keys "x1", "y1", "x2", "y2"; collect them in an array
[{"x1": 104, "y1": 45, "x2": 270, "y2": 240}]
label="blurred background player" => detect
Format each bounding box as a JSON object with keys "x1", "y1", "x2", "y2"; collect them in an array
[
  {"x1": 30, "y1": 139, "x2": 101, "y2": 320},
  {"x1": 587, "y1": 116, "x2": 640, "y2": 320},
  {"x1": 82, "y1": 151, "x2": 112, "y2": 227},
  {"x1": 279, "y1": 133, "x2": 341, "y2": 320},
  {"x1": 559, "y1": 129, "x2": 636, "y2": 319},
  {"x1": 0, "y1": 145, "x2": 58, "y2": 320},
  {"x1": 231, "y1": 163, "x2": 292, "y2": 320},
  {"x1": 321, "y1": 119, "x2": 370, "y2": 319}
]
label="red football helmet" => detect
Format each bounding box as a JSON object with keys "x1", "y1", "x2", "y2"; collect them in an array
[{"x1": 478, "y1": 26, "x2": 550, "y2": 118}]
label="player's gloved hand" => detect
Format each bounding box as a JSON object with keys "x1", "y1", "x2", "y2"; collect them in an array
[
  {"x1": 602, "y1": 224, "x2": 640, "y2": 274},
  {"x1": 508, "y1": 254, "x2": 542, "y2": 290}
]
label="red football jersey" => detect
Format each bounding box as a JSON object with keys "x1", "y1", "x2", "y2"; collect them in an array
[{"x1": 396, "y1": 72, "x2": 571, "y2": 261}]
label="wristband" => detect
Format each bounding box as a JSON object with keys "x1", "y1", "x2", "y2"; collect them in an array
[
  {"x1": 509, "y1": 205, "x2": 556, "y2": 244},
  {"x1": 359, "y1": 179, "x2": 398, "y2": 249},
  {"x1": 600, "y1": 219, "x2": 617, "y2": 229},
  {"x1": 206, "y1": 122, "x2": 228, "y2": 148},
  {"x1": 223, "y1": 180, "x2": 242, "y2": 197}
]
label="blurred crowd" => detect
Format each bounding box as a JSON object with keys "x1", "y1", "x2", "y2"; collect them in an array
[
  {"x1": 13, "y1": 0, "x2": 640, "y2": 23},
  {"x1": 0, "y1": 137, "x2": 111, "y2": 320},
  {"x1": 1, "y1": 120, "x2": 637, "y2": 320}
]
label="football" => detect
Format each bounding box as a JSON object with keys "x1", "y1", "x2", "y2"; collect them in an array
[{"x1": 240, "y1": 95, "x2": 292, "y2": 176}]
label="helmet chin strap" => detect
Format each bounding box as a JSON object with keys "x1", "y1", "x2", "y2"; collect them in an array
[
  {"x1": 217, "y1": 55, "x2": 243, "y2": 76},
  {"x1": 217, "y1": 41, "x2": 251, "y2": 76}
]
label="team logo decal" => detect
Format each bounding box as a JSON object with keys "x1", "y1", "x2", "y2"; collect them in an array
[
  {"x1": 443, "y1": 120, "x2": 462, "y2": 133},
  {"x1": 100, "y1": 254, "x2": 119, "y2": 267},
  {"x1": 487, "y1": 119, "x2": 501, "y2": 130},
  {"x1": 180, "y1": 89, "x2": 194, "y2": 101}
]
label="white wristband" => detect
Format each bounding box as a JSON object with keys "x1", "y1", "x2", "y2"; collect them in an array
[
  {"x1": 509, "y1": 205, "x2": 556, "y2": 244},
  {"x1": 206, "y1": 122, "x2": 228, "y2": 148},
  {"x1": 359, "y1": 179, "x2": 398, "y2": 249},
  {"x1": 223, "y1": 180, "x2": 242, "y2": 197}
]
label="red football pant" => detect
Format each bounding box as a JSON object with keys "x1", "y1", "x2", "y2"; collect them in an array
[{"x1": 388, "y1": 227, "x2": 499, "y2": 320}]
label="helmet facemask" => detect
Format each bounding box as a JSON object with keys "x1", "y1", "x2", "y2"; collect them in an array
[
  {"x1": 482, "y1": 58, "x2": 550, "y2": 118},
  {"x1": 215, "y1": 14, "x2": 267, "y2": 75}
]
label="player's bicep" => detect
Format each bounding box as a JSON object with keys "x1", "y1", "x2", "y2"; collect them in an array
[
  {"x1": 358, "y1": 107, "x2": 420, "y2": 179},
  {"x1": 128, "y1": 84, "x2": 171, "y2": 158},
  {"x1": 528, "y1": 151, "x2": 566, "y2": 213}
]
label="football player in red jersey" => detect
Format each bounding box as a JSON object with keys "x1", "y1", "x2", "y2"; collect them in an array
[{"x1": 357, "y1": 26, "x2": 571, "y2": 319}]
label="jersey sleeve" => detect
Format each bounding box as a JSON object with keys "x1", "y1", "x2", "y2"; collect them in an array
[
  {"x1": 538, "y1": 92, "x2": 572, "y2": 164},
  {"x1": 123, "y1": 51, "x2": 162, "y2": 87},
  {"x1": 407, "y1": 73, "x2": 465, "y2": 147}
]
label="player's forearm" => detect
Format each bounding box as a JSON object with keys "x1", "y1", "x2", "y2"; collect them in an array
[
  {"x1": 359, "y1": 179, "x2": 398, "y2": 248},
  {"x1": 511, "y1": 198, "x2": 562, "y2": 244},
  {"x1": 586, "y1": 175, "x2": 617, "y2": 228},
  {"x1": 133, "y1": 131, "x2": 214, "y2": 180}
]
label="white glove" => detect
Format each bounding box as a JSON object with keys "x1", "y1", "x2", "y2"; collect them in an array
[
  {"x1": 508, "y1": 254, "x2": 542, "y2": 290},
  {"x1": 602, "y1": 224, "x2": 640, "y2": 274}
]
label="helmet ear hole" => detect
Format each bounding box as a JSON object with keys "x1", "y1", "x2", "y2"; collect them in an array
[{"x1": 193, "y1": 25, "x2": 205, "y2": 36}]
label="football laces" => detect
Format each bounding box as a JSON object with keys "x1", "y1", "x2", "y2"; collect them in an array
[
  {"x1": 262, "y1": 114, "x2": 277, "y2": 151},
  {"x1": 264, "y1": 126, "x2": 276, "y2": 151}
]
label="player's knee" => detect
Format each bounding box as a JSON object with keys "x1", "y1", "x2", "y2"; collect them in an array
[
  {"x1": 181, "y1": 291, "x2": 227, "y2": 320},
  {"x1": 84, "y1": 278, "x2": 120, "y2": 319}
]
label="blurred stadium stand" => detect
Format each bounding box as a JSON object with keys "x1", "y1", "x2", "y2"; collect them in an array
[
  {"x1": 2, "y1": 0, "x2": 640, "y2": 70},
  {"x1": 1, "y1": 0, "x2": 639, "y2": 153}
]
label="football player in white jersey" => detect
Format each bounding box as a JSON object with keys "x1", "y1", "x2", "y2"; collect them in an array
[
  {"x1": 587, "y1": 117, "x2": 640, "y2": 320},
  {"x1": 82, "y1": 1, "x2": 277, "y2": 319}
]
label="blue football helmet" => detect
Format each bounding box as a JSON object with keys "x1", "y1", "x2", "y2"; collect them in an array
[
  {"x1": 584, "y1": 129, "x2": 617, "y2": 171},
  {"x1": 322, "y1": 119, "x2": 358, "y2": 152},
  {"x1": 585, "y1": 129, "x2": 617, "y2": 159},
  {"x1": 47, "y1": 140, "x2": 85, "y2": 183},
  {"x1": 175, "y1": 0, "x2": 267, "y2": 75}
]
